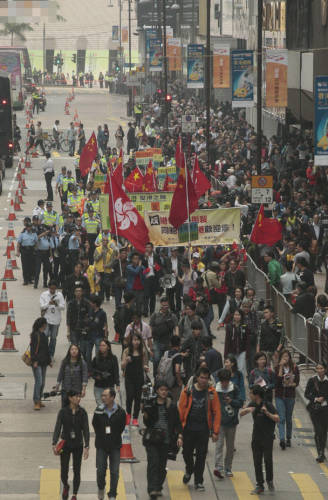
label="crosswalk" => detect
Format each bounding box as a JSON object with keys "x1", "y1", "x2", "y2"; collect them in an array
[{"x1": 38, "y1": 466, "x2": 328, "y2": 499}]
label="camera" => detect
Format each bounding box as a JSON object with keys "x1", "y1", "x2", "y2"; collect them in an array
[
  {"x1": 43, "y1": 390, "x2": 62, "y2": 399},
  {"x1": 141, "y1": 382, "x2": 156, "y2": 409}
]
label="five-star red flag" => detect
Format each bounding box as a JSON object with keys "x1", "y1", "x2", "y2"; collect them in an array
[
  {"x1": 142, "y1": 160, "x2": 157, "y2": 192},
  {"x1": 192, "y1": 156, "x2": 211, "y2": 199},
  {"x1": 79, "y1": 131, "x2": 98, "y2": 177},
  {"x1": 250, "y1": 204, "x2": 282, "y2": 246},
  {"x1": 175, "y1": 136, "x2": 183, "y2": 169},
  {"x1": 163, "y1": 171, "x2": 174, "y2": 191},
  {"x1": 112, "y1": 148, "x2": 123, "y2": 187},
  {"x1": 107, "y1": 174, "x2": 149, "y2": 253},
  {"x1": 124, "y1": 167, "x2": 144, "y2": 192},
  {"x1": 169, "y1": 155, "x2": 198, "y2": 229}
]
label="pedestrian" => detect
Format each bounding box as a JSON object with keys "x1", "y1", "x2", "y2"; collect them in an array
[
  {"x1": 142, "y1": 242, "x2": 163, "y2": 317},
  {"x1": 181, "y1": 319, "x2": 208, "y2": 381},
  {"x1": 150, "y1": 296, "x2": 178, "y2": 376},
  {"x1": 157, "y1": 335, "x2": 184, "y2": 404},
  {"x1": 34, "y1": 121, "x2": 46, "y2": 155},
  {"x1": 222, "y1": 354, "x2": 246, "y2": 404},
  {"x1": 16, "y1": 221, "x2": 38, "y2": 285},
  {"x1": 249, "y1": 352, "x2": 275, "y2": 403},
  {"x1": 127, "y1": 122, "x2": 135, "y2": 154},
  {"x1": 275, "y1": 349, "x2": 299, "y2": 450},
  {"x1": 52, "y1": 391, "x2": 90, "y2": 500},
  {"x1": 43, "y1": 152, "x2": 54, "y2": 201},
  {"x1": 66, "y1": 286, "x2": 91, "y2": 345},
  {"x1": 178, "y1": 366, "x2": 221, "y2": 491},
  {"x1": 40, "y1": 279, "x2": 65, "y2": 361},
  {"x1": 126, "y1": 252, "x2": 145, "y2": 315},
  {"x1": 114, "y1": 124, "x2": 124, "y2": 149},
  {"x1": 34, "y1": 224, "x2": 53, "y2": 289},
  {"x1": 99, "y1": 72, "x2": 104, "y2": 88},
  {"x1": 53, "y1": 119, "x2": 60, "y2": 150},
  {"x1": 305, "y1": 361, "x2": 328, "y2": 463},
  {"x1": 84, "y1": 295, "x2": 108, "y2": 368},
  {"x1": 240, "y1": 385, "x2": 279, "y2": 495},
  {"x1": 113, "y1": 291, "x2": 135, "y2": 350},
  {"x1": 121, "y1": 332, "x2": 149, "y2": 426},
  {"x1": 55, "y1": 344, "x2": 88, "y2": 408},
  {"x1": 200, "y1": 336, "x2": 223, "y2": 375},
  {"x1": 224, "y1": 308, "x2": 249, "y2": 378},
  {"x1": 103, "y1": 124, "x2": 109, "y2": 150},
  {"x1": 97, "y1": 125, "x2": 105, "y2": 155},
  {"x1": 78, "y1": 124, "x2": 86, "y2": 155},
  {"x1": 213, "y1": 368, "x2": 243, "y2": 479},
  {"x1": 142, "y1": 381, "x2": 183, "y2": 499},
  {"x1": 257, "y1": 305, "x2": 285, "y2": 367},
  {"x1": 124, "y1": 311, "x2": 153, "y2": 354},
  {"x1": 67, "y1": 122, "x2": 77, "y2": 157},
  {"x1": 30, "y1": 317, "x2": 51, "y2": 410},
  {"x1": 92, "y1": 388, "x2": 126, "y2": 500},
  {"x1": 91, "y1": 339, "x2": 120, "y2": 406}
]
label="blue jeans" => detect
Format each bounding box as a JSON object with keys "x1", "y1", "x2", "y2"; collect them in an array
[
  {"x1": 32, "y1": 365, "x2": 47, "y2": 403},
  {"x1": 96, "y1": 447, "x2": 121, "y2": 497},
  {"x1": 275, "y1": 397, "x2": 295, "y2": 441},
  {"x1": 153, "y1": 340, "x2": 169, "y2": 377},
  {"x1": 80, "y1": 336, "x2": 102, "y2": 369},
  {"x1": 45, "y1": 323, "x2": 60, "y2": 359},
  {"x1": 204, "y1": 305, "x2": 214, "y2": 335},
  {"x1": 94, "y1": 386, "x2": 105, "y2": 406},
  {"x1": 113, "y1": 286, "x2": 124, "y2": 309}
]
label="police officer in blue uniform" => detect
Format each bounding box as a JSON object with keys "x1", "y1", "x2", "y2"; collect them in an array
[
  {"x1": 34, "y1": 224, "x2": 54, "y2": 289},
  {"x1": 17, "y1": 222, "x2": 38, "y2": 285}
]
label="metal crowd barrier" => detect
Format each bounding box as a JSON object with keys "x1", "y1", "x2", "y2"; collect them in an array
[{"x1": 245, "y1": 254, "x2": 325, "y2": 366}]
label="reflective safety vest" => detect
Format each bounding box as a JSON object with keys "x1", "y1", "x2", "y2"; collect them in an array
[
  {"x1": 43, "y1": 210, "x2": 57, "y2": 226},
  {"x1": 62, "y1": 176, "x2": 75, "y2": 193},
  {"x1": 134, "y1": 104, "x2": 142, "y2": 114},
  {"x1": 90, "y1": 199, "x2": 100, "y2": 214},
  {"x1": 58, "y1": 214, "x2": 64, "y2": 228},
  {"x1": 67, "y1": 194, "x2": 81, "y2": 212},
  {"x1": 84, "y1": 216, "x2": 99, "y2": 234}
]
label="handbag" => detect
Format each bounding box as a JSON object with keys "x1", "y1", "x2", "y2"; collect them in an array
[
  {"x1": 55, "y1": 439, "x2": 66, "y2": 454},
  {"x1": 306, "y1": 379, "x2": 325, "y2": 414},
  {"x1": 22, "y1": 334, "x2": 40, "y2": 367}
]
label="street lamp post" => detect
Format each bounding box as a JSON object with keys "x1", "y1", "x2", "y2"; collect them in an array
[
  {"x1": 128, "y1": 0, "x2": 133, "y2": 115},
  {"x1": 162, "y1": 0, "x2": 168, "y2": 129},
  {"x1": 256, "y1": 0, "x2": 263, "y2": 175},
  {"x1": 205, "y1": 0, "x2": 211, "y2": 166}
]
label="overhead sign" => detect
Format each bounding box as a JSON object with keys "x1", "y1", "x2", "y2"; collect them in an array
[
  {"x1": 181, "y1": 115, "x2": 196, "y2": 133},
  {"x1": 187, "y1": 44, "x2": 204, "y2": 89},
  {"x1": 315, "y1": 76, "x2": 328, "y2": 166},
  {"x1": 149, "y1": 38, "x2": 162, "y2": 72},
  {"x1": 266, "y1": 49, "x2": 288, "y2": 108},
  {"x1": 251, "y1": 176, "x2": 273, "y2": 188},
  {"x1": 213, "y1": 46, "x2": 230, "y2": 89},
  {"x1": 231, "y1": 50, "x2": 254, "y2": 108}
]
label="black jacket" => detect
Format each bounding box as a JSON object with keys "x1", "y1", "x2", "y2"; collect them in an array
[
  {"x1": 164, "y1": 255, "x2": 183, "y2": 278},
  {"x1": 142, "y1": 253, "x2": 164, "y2": 282},
  {"x1": 92, "y1": 404, "x2": 126, "y2": 450},
  {"x1": 91, "y1": 354, "x2": 120, "y2": 388},
  {"x1": 63, "y1": 273, "x2": 90, "y2": 301},
  {"x1": 292, "y1": 291, "x2": 316, "y2": 319},
  {"x1": 30, "y1": 331, "x2": 51, "y2": 366},
  {"x1": 224, "y1": 269, "x2": 246, "y2": 295},
  {"x1": 52, "y1": 405, "x2": 90, "y2": 449},
  {"x1": 66, "y1": 298, "x2": 91, "y2": 332},
  {"x1": 305, "y1": 376, "x2": 328, "y2": 405},
  {"x1": 143, "y1": 398, "x2": 182, "y2": 449}
]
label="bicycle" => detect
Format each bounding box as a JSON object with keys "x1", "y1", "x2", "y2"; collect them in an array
[{"x1": 43, "y1": 132, "x2": 69, "y2": 153}]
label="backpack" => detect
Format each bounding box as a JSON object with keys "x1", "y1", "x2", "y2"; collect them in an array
[{"x1": 156, "y1": 351, "x2": 180, "y2": 388}]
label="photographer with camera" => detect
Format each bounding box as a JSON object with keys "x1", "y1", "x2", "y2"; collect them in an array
[
  {"x1": 142, "y1": 380, "x2": 183, "y2": 500},
  {"x1": 40, "y1": 280, "x2": 65, "y2": 361},
  {"x1": 52, "y1": 391, "x2": 90, "y2": 500},
  {"x1": 66, "y1": 286, "x2": 91, "y2": 346},
  {"x1": 121, "y1": 332, "x2": 149, "y2": 427},
  {"x1": 91, "y1": 340, "x2": 120, "y2": 406},
  {"x1": 150, "y1": 296, "x2": 178, "y2": 377}
]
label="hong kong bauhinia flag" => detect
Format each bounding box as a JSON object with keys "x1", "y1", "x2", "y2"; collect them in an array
[
  {"x1": 169, "y1": 155, "x2": 198, "y2": 229},
  {"x1": 106, "y1": 174, "x2": 149, "y2": 253},
  {"x1": 79, "y1": 132, "x2": 97, "y2": 177}
]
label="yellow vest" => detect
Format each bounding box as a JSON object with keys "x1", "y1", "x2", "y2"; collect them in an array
[
  {"x1": 86, "y1": 265, "x2": 100, "y2": 294},
  {"x1": 94, "y1": 245, "x2": 113, "y2": 273},
  {"x1": 84, "y1": 216, "x2": 99, "y2": 234},
  {"x1": 43, "y1": 210, "x2": 57, "y2": 226},
  {"x1": 62, "y1": 176, "x2": 75, "y2": 193},
  {"x1": 67, "y1": 194, "x2": 81, "y2": 211}
]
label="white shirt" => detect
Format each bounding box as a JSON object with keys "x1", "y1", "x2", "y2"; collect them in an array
[
  {"x1": 171, "y1": 257, "x2": 178, "y2": 274},
  {"x1": 40, "y1": 290, "x2": 65, "y2": 325},
  {"x1": 146, "y1": 253, "x2": 154, "y2": 278},
  {"x1": 32, "y1": 206, "x2": 44, "y2": 218},
  {"x1": 43, "y1": 158, "x2": 54, "y2": 175}
]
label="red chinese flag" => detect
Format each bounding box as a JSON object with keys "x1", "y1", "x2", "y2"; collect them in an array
[
  {"x1": 112, "y1": 149, "x2": 123, "y2": 187},
  {"x1": 79, "y1": 131, "x2": 98, "y2": 177},
  {"x1": 192, "y1": 156, "x2": 211, "y2": 199},
  {"x1": 124, "y1": 167, "x2": 144, "y2": 192},
  {"x1": 169, "y1": 155, "x2": 198, "y2": 229},
  {"x1": 175, "y1": 136, "x2": 183, "y2": 169},
  {"x1": 163, "y1": 171, "x2": 174, "y2": 191},
  {"x1": 142, "y1": 160, "x2": 157, "y2": 192},
  {"x1": 108, "y1": 175, "x2": 149, "y2": 253},
  {"x1": 250, "y1": 204, "x2": 282, "y2": 246}
]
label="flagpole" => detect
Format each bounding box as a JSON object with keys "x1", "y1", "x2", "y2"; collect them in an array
[
  {"x1": 184, "y1": 154, "x2": 192, "y2": 259},
  {"x1": 108, "y1": 173, "x2": 123, "y2": 277}
]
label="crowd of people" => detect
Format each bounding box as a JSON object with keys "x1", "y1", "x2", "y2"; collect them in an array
[{"x1": 18, "y1": 88, "x2": 328, "y2": 500}]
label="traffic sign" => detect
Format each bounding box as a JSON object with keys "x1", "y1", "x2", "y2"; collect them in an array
[
  {"x1": 181, "y1": 114, "x2": 196, "y2": 133},
  {"x1": 251, "y1": 175, "x2": 273, "y2": 204}
]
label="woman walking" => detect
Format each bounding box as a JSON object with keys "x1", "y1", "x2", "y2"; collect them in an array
[
  {"x1": 305, "y1": 362, "x2": 328, "y2": 462},
  {"x1": 115, "y1": 125, "x2": 124, "y2": 149},
  {"x1": 56, "y1": 345, "x2": 88, "y2": 408},
  {"x1": 30, "y1": 317, "x2": 51, "y2": 410},
  {"x1": 224, "y1": 309, "x2": 249, "y2": 378},
  {"x1": 103, "y1": 124, "x2": 109, "y2": 151},
  {"x1": 249, "y1": 352, "x2": 275, "y2": 403},
  {"x1": 222, "y1": 354, "x2": 246, "y2": 404},
  {"x1": 275, "y1": 349, "x2": 299, "y2": 450},
  {"x1": 91, "y1": 339, "x2": 120, "y2": 406},
  {"x1": 121, "y1": 332, "x2": 149, "y2": 426},
  {"x1": 52, "y1": 391, "x2": 90, "y2": 500}
]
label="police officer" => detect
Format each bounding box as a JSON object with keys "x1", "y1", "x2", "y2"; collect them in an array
[
  {"x1": 17, "y1": 222, "x2": 38, "y2": 285},
  {"x1": 134, "y1": 102, "x2": 142, "y2": 127},
  {"x1": 32, "y1": 89, "x2": 40, "y2": 115},
  {"x1": 67, "y1": 186, "x2": 82, "y2": 217},
  {"x1": 84, "y1": 191, "x2": 100, "y2": 217},
  {"x1": 42, "y1": 201, "x2": 59, "y2": 230},
  {"x1": 82, "y1": 207, "x2": 100, "y2": 264},
  {"x1": 257, "y1": 305, "x2": 285, "y2": 367},
  {"x1": 34, "y1": 224, "x2": 54, "y2": 289},
  {"x1": 60, "y1": 169, "x2": 75, "y2": 204}
]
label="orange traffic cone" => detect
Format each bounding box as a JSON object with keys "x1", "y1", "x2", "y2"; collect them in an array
[
  {"x1": 111, "y1": 331, "x2": 120, "y2": 344},
  {"x1": 18, "y1": 180, "x2": 24, "y2": 195},
  {"x1": 25, "y1": 155, "x2": 31, "y2": 168},
  {"x1": 1, "y1": 259, "x2": 17, "y2": 281},
  {"x1": 18, "y1": 189, "x2": 24, "y2": 205},
  {"x1": 7, "y1": 200, "x2": 17, "y2": 221},
  {"x1": 0, "y1": 283, "x2": 8, "y2": 315},
  {"x1": 8, "y1": 300, "x2": 19, "y2": 335},
  {"x1": 16, "y1": 168, "x2": 22, "y2": 181},
  {"x1": 14, "y1": 191, "x2": 22, "y2": 212},
  {"x1": 21, "y1": 174, "x2": 27, "y2": 189},
  {"x1": 31, "y1": 149, "x2": 39, "y2": 157},
  {"x1": 10, "y1": 248, "x2": 18, "y2": 270},
  {"x1": 5, "y1": 221, "x2": 16, "y2": 240},
  {"x1": 120, "y1": 421, "x2": 139, "y2": 463},
  {"x1": 0, "y1": 321, "x2": 17, "y2": 352},
  {"x1": 21, "y1": 164, "x2": 26, "y2": 175},
  {"x1": 3, "y1": 237, "x2": 14, "y2": 257},
  {"x1": 74, "y1": 110, "x2": 80, "y2": 127}
]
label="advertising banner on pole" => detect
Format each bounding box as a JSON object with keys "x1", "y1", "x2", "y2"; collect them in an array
[
  {"x1": 145, "y1": 29, "x2": 158, "y2": 56},
  {"x1": 231, "y1": 50, "x2": 254, "y2": 108},
  {"x1": 167, "y1": 38, "x2": 182, "y2": 71},
  {"x1": 187, "y1": 44, "x2": 204, "y2": 89},
  {"x1": 149, "y1": 38, "x2": 162, "y2": 72},
  {"x1": 266, "y1": 49, "x2": 288, "y2": 107},
  {"x1": 213, "y1": 46, "x2": 230, "y2": 89},
  {"x1": 315, "y1": 76, "x2": 328, "y2": 166},
  {"x1": 145, "y1": 208, "x2": 241, "y2": 246}
]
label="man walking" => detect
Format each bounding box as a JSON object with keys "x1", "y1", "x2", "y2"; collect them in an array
[
  {"x1": 240, "y1": 385, "x2": 279, "y2": 495},
  {"x1": 92, "y1": 388, "x2": 126, "y2": 500},
  {"x1": 40, "y1": 280, "x2": 65, "y2": 361},
  {"x1": 34, "y1": 121, "x2": 46, "y2": 155},
  {"x1": 178, "y1": 366, "x2": 221, "y2": 491},
  {"x1": 43, "y1": 152, "x2": 54, "y2": 201},
  {"x1": 150, "y1": 296, "x2": 178, "y2": 376},
  {"x1": 68, "y1": 122, "x2": 77, "y2": 157}
]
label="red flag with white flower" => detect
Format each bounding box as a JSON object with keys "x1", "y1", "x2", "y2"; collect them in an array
[
  {"x1": 192, "y1": 156, "x2": 211, "y2": 199},
  {"x1": 79, "y1": 131, "x2": 98, "y2": 177},
  {"x1": 107, "y1": 174, "x2": 149, "y2": 253}
]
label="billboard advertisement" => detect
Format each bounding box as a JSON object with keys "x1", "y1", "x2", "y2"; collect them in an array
[
  {"x1": 315, "y1": 76, "x2": 328, "y2": 166},
  {"x1": 187, "y1": 44, "x2": 204, "y2": 89},
  {"x1": 231, "y1": 50, "x2": 254, "y2": 108}
]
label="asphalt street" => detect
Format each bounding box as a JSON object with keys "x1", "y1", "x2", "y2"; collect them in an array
[{"x1": 0, "y1": 88, "x2": 327, "y2": 500}]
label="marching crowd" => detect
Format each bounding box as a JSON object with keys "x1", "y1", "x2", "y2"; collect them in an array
[{"x1": 18, "y1": 92, "x2": 328, "y2": 500}]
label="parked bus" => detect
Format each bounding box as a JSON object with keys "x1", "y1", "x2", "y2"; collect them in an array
[
  {"x1": 0, "y1": 71, "x2": 14, "y2": 169},
  {"x1": 0, "y1": 50, "x2": 24, "y2": 110}
]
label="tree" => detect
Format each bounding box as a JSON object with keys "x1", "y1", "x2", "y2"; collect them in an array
[{"x1": 0, "y1": 22, "x2": 33, "y2": 46}]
